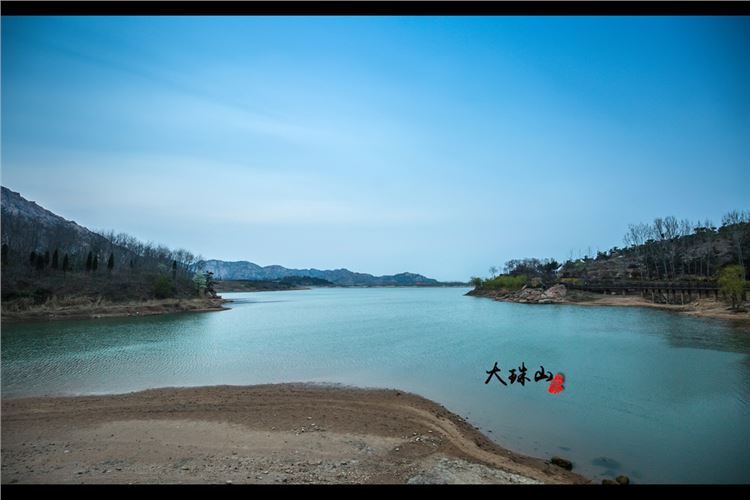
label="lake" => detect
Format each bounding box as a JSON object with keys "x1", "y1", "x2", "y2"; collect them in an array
[{"x1": 2, "y1": 287, "x2": 749, "y2": 483}]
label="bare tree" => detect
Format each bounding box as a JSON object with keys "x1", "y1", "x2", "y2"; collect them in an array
[
  {"x1": 678, "y1": 219, "x2": 693, "y2": 276},
  {"x1": 721, "y1": 209, "x2": 750, "y2": 227},
  {"x1": 722, "y1": 210, "x2": 749, "y2": 281},
  {"x1": 651, "y1": 218, "x2": 672, "y2": 279},
  {"x1": 624, "y1": 222, "x2": 651, "y2": 279}
]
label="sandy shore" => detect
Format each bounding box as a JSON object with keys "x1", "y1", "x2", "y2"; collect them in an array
[
  {"x1": 469, "y1": 288, "x2": 750, "y2": 329},
  {"x1": 564, "y1": 292, "x2": 750, "y2": 326},
  {"x1": 1, "y1": 384, "x2": 588, "y2": 485},
  {"x1": 1, "y1": 297, "x2": 229, "y2": 323}
]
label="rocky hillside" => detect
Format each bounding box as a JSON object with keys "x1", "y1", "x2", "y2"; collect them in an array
[
  {"x1": 560, "y1": 221, "x2": 749, "y2": 282},
  {"x1": 196, "y1": 259, "x2": 441, "y2": 287},
  {"x1": 1, "y1": 186, "x2": 115, "y2": 258},
  {"x1": 1, "y1": 186, "x2": 204, "y2": 308}
]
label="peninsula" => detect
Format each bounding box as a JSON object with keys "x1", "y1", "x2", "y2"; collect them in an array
[{"x1": 468, "y1": 213, "x2": 750, "y2": 327}]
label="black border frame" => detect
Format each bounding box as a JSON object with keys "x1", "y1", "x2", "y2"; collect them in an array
[
  {"x1": 1, "y1": 0, "x2": 749, "y2": 494},
  {"x1": 1, "y1": 1, "x2": 749, "y2": 16}
]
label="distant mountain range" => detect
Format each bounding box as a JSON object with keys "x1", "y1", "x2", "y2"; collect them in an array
[
  {"x1": 196, "y1": 259, "x2": 444, "y2": 287},
  {"x1": 1, "y1": 186, "x2": 454, "y2": 288}
]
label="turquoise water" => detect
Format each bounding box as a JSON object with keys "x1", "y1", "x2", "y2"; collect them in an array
[{"x1": 2, "y1": 288, "x2": 749, "y2": 483}]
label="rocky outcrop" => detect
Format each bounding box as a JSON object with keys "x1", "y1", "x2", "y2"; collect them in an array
[
  {"x1": 549, "y1": 456, "x2": 573, "y2": 471},
  {"x1": 539, "y1": 284, "x2": 567, "y2": 303},
  {"x1": 515, "y1": 287, "x2": 544, "y2": 303},
  {"x1": 466, "y1": 284, "x2": 568, "y2": 305}
]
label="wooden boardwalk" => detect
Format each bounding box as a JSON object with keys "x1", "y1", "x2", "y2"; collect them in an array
[{"x1": 566, "y1": 280, "x2": 748, "y2": 304}]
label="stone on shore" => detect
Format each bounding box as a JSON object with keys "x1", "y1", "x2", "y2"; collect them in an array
[
  {"x1": 550, "y1": 456, "x2": 573, "y2": 470},
  {"x1": 615, "y1": 475, "x2": 630, "y2": 485},
  {"x1": 541, "y1": 284, "x2": 567, "y2": 301}
]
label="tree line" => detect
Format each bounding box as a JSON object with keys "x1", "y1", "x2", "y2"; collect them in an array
[
  {"x1": 615, "y1": 209, "x2": 748, "y2": 281},
  {"x1": 472, "y1": 209, "x2": 749, "y2": 286},
  {"x1": 472, "y1": 258, "x2": 562, "y2": 290},
  {"x1": 1, "y1": 228, "x2": 200, "y2": 279}
]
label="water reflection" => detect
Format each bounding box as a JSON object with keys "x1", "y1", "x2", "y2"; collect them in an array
[{"x1": 1, "y1": 288, "x2": 749, "y2": 483}]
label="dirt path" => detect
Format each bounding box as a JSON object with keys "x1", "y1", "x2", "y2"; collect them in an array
[{"x1": 1, "y1": 384, "x2": 588, "y2": 484}]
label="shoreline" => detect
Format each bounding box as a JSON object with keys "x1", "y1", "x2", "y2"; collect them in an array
[
  {"x1": 1, "y1": 288, "x2": 473, "y2": 324},
  {"x1": 1, "y1": 383, "x2": 588, "y2": 484},
  {"x1": 217, "y1": 285, "x2": 470, "y2": 291},
  {"x1": 1, "y1": 297, "x2": 230, "y2": 324},
  {"x1": 467, "y1": 288, "x2": 750, "y2": 328}
]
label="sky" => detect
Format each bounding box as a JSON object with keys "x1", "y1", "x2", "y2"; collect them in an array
[{"x1": 2, "y1": 16, "x2": 749, "y2": 281}]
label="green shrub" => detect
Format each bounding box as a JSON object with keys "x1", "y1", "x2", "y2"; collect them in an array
[
  {"x1": 153, "y1": 276, "x2": 175, "y2": 299},
  {"x1": 483, "y1": 274, "x2": 527, "y2": 290},
  {"x1": 718, "y1": 265, "x2": 746, "y2": 310},
  {"x1": 32, "y1": 287, "x2": 54, "y2": 305}
]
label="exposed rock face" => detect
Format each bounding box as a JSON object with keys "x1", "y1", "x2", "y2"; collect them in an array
[
  {"x1": 539, "y1": 284, "x2": 567, "y2": 303},
  {"x1": 516, "y1": 286, "x2": 544, "y2": 303},
  {"x1": 197, "y1": 259, "x2": 441, "y2": 287}
]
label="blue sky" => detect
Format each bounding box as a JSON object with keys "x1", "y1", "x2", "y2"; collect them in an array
[{"x1": 2, "y1": 16, "x2": 749, "y2": 281}]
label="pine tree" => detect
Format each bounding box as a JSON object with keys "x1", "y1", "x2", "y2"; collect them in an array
[
  {"x1": 92, "y1": 255, "x2": 98, "y2": 271},
  {"x1": 85, "y1": 251, "x2": 93, "y2": 272},
  {"x1": 172, "y1": 260, "x2": 177, "y2": 280},
  {"x1": 52, "y1": 249, "x2": 59, "y2": 270},
  {"x1": 30, "y1": 251, "x2": 37, "y2": 267},
  {"x1": 1, "y1": 243, "x2": 8, "y2": 266},
  {"x1": 107, "y1": 252, "x2": 115, "y2": 272},
  {"x1": 63, "y1": 254, "x2": 70, "y2": 274},
  {"x1": 35, "y1": 253, "x2": 45, "y2": 271},
  {"x1": 44, "y1": 250, "x2": 50, "y2": 267}
]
